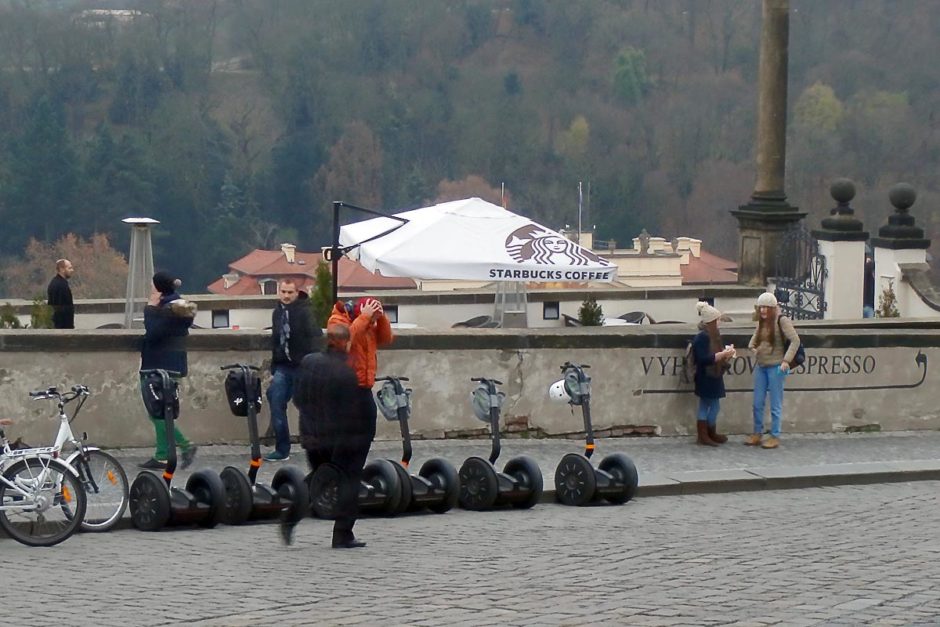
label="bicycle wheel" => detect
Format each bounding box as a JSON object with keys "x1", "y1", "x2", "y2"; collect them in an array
[
  {"x1": 67, "y1": 449, "x2": 129, "y2": 532},
  {"x1": 0, "y1": 457, "x2": 87, "y2": 547}
]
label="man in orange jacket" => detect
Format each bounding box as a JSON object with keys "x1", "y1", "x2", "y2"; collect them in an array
[{"x1": 322, "y1": 296, "x2": 393, "y2": 548}]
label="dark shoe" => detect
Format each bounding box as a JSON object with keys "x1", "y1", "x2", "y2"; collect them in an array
[
  {"x1": 264, "y1": 451, "x2": 290, "y2": 462},
  {"x1": 280, "y1": 520, "x2": 297, "y2": 546},
  {"x1": 696, "y1": 421, "x2": 718, "y2": 447},
  {"x1": 332, "y1": 538, "x2": 367, "y2": 549},
  {"x1": 707, "y1": 424, "x2": 728, "y2": 444},
  {"x1": 138, "y1": 458, "x2": 167, "y2": 470},
  {"x1": 181, "y1": 445, "x2": 198, "y2": 470}
]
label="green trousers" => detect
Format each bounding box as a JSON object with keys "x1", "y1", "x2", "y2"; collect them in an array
[
  {"x1": 140, "y1": 376, "x2": 191, "y2": 460},
  {"x1": 149, "y1": 417, "x2": 191, "y2": 461}
]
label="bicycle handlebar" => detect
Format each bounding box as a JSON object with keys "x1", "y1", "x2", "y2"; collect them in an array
[{"x1": 28, "y1": 385, "x2": 89, "y2": 403}]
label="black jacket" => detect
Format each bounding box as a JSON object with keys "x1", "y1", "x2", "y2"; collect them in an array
[
  {"x1": 693, "y1": 328, "x2": 726, "y2": 400},
  {"x1": 294, "y1": 349, "x2": 360, "y2": 451},
  {"x1": 271, "y1": 291, "x2": 321, "y2": 367},
  {"x1": 140, "y1": 293, "x2": 196, "y2": 376},
  {"x1": 47, "y1": 274, "x2": 74, "y2": 329}
]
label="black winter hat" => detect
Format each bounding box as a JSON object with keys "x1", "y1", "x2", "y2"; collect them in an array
[{"x1": 153, "y1": 271, "x2": 181, "y2": 295}]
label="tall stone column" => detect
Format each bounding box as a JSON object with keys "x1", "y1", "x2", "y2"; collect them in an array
[{"x1": 732, "y1": 0, "x2": 805, "y2": 286}]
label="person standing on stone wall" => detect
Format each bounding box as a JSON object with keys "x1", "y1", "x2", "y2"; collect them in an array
[
  {"x1": 47, "y1": 259, "x2": 75, "y2": 329},
  {"x1": 692, "y1": 301, "x2": 736, "y2": 446},
  {"x1": 746, "y1": 292, "x2": 801, "y2": 449}
]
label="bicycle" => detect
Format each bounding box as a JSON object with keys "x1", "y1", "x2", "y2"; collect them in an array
[
  {"x1": 3, "y1": 385, "x2": 130, "y2": 532},
  {"x1": 0, "y1": 418, "x2": 87, "y2": 546}
]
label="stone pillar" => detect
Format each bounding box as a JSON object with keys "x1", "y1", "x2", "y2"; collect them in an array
[
  {"x1": 870, "y1": 183, "x2": 931, "y2": 317},
  {"x1": 731, "y1": 0, "x2": 805, "y2": 286},
  {"x1": 812, "y1": 179, "x2": 869, "y2": 320}
]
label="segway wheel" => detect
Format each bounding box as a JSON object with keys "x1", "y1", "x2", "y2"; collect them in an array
[
  {"x1": 458, "y1": 456, "x2": 499, "y2": 511},
  {"x1": 503, "y1": 455, "x2": 543, "y2": 509},
  {"x1": 362, "y1": 459, "x2": 403, "y2": 515},
  {"x1": 598, "y1": 453, "x2": 639, "y2": 504},
  {"x1": 420, "y1": 458, "x2": 459, "y2": 514},
  {"x1": 389, "y1": 461, "x2": 413, "y2": 515},
  {"x1": 129, "y1": 472, "x2": 171, "y2": 531},
  {"x1": 186, "y1": 470, "x2": 226, "y2": 528},
  {"x1": 272, "y1": 465, "x2": 310, "y2": 525},
  {"x1": 554, "y1": 453, "x2": 597, "y2": 506},
  {"x1": 309, "y1": 463, "x2": 341, "y2": 519},
  {"x1": 219, "y1": 466, "x2": 253, "y2": 525}
]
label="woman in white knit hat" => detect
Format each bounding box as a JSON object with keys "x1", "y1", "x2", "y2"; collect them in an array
[
  {"x1": 692, "y1": 301, "x2": 736, "y2": 446},
  {"x1": 746, "y1": 292, "x2": 801, "y2": 449}
]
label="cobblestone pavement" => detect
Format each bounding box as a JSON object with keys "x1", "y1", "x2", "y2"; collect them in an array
[
  {"x1": 107, "y1": 429, "x2": 940, "y2": 487},
  {"x1": 3, "y1": 481, "x2": 939, "y2": 626}
]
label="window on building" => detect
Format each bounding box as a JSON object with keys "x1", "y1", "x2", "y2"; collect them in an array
[
  {"x1": 543, "y1": 301, "x2": 560, "y2": 320},
  {"x1": 383, "y1": 305, "x2": 399, "y2": 323},
  {"x1": 212, "y1": 310, "x2": 230, "y2": 329},
  {"x1": 261, "y1": 280, "x2": 277, "y2": 295}
]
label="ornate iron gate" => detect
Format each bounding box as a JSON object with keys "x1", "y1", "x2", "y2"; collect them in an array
[{"x1": 772, "y1": 226, "x2": 827, "y2": 320}]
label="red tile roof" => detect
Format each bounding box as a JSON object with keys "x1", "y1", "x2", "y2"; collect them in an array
[
  {"x1": 208, "y1": 249, "x2": 416, "y2": 295},
  {"x1": 681, "y1": 250, "x2": 738, "y2": 284}
]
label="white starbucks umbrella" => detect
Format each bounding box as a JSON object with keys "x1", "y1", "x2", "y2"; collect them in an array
[{"x1": 338, "y1": 197, "x2": 616, "y2": 283}]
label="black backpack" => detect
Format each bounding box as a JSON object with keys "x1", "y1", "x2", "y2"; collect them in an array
[
  {"x1": 778, "y1": 317, "x2": 806, "y2": 368},
  {"x1": 224, "y1": 370, "x2": 262, "y2": 417},
  {"x1": 141, "y1": 371, "x2": 180, "y2": 420}
]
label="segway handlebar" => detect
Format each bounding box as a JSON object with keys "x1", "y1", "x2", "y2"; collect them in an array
[
  {"x1": 560, "y1": 362, "x2": 590, "y2": 371},
  {"x1": 376, "y1": 375, "x2": 409, "y2": 382},
  {"x1": 470, "y1": 377, "x2": 503, "y2": 385},
  {"x1": 220, "y1": 364, "x2": 260, "y2": 371}
]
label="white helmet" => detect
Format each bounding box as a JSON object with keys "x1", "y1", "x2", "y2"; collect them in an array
[{"x1": 549, "y1": 379, "x2": 568, "y2": 402}]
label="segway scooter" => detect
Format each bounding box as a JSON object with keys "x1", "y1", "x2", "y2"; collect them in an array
[
  {"x1": 375, "y1": 375, "x2": 459, "y2": 514},
  {"x1": 457, "y1": 376, "x2": 543, "y2": 511},
  {"x1": 218, "y1": 364, "x2": 309, "y2": 526},
  {"x1": 128, "y1": 369, "x2": 226, "y2": 530},
  {"x1": 550, "y1": 362, "x2": 639, "y2": 506}
]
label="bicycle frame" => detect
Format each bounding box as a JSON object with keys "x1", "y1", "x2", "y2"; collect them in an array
[{"x1": 0, "y1": 431, "x2": 70, "y2": 512}]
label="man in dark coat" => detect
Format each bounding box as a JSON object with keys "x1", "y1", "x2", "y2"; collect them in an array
[
  {"x1": 47, "y1": 259, "x2": 75, "y2": 329},
  {"x1": 288, "y1": 323, "x2": 370, "y2": 549},
  {"x1": 264, "y1": 278, "x2": 321, "y2": 462},
  {"x1": 138, "y1": 271, "x2": 199, "y2": 470}
]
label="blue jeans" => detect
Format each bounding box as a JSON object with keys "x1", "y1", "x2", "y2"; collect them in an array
[
  {"x1": 696, "y1": 397, "x2": 720, "y2": 425},
  {"x1": 266, "y1": 365, "x2": 296, "y2": 455},
  {"x1": 753, "y1": 365, "x2": 785, "y2": 437}
]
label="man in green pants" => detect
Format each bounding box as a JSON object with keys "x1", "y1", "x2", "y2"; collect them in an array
[{"x1": 138, "y1": 271, "x2": 198, "y2": 470}]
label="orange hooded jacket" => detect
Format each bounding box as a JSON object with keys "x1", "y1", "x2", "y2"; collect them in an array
[{"x1": 328, "y1": 300, "x2": 394, "y2": 388}]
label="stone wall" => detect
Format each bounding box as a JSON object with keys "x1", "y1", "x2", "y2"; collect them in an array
[{"x1": 1, "y1": 320, "x2": 939, "y2": 447}]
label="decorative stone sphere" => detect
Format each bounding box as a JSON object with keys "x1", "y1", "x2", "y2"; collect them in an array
[
  {"x1": 830, "y1": 178, "x2": 855, "y2": 204},
  {"x1": 889, "y1": 183, "x2": 916, "y2": 211}
]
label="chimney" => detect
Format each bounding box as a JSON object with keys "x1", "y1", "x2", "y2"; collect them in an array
[
  {"x1": 222, "y1": 272, "x2": 240, "y2": 289},
  {"x1": 280, "y1": 243, "x2": 296, "y2": 264}
]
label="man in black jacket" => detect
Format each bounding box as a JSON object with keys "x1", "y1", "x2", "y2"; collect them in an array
[
  {"x1": 47, "y1": 259, "x2": 75, "y2": 329},
  {"x1": 264, "y1": 278, "x2": 321, "y2": 462},
  {"x1": 289, "y1": 323, "x2": 369, "y2": 548}
]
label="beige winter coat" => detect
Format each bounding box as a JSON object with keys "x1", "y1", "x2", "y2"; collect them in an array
[{"x1": 748, "y1": 314, "x2": 800, "y2": 367}]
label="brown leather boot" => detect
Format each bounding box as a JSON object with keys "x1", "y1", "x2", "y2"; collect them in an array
[
  {"x1": 707, "y1": 424, "x2": 727, "y2": 444},
  {"x1": 696, "y1": 421, "x2": 718, "y2": 446}
]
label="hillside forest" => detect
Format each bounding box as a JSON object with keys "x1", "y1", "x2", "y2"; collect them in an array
[{"x1": 0, "y1": 0, "x2": 938, "y2": 296}]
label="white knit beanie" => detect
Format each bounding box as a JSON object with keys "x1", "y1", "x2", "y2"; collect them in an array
[
  {"x1": 756, "y1": 292, "x2": 778, "y2": 308},
  {"x1": 696, "y1": 301, "x2": 722, "y2": 324}
]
